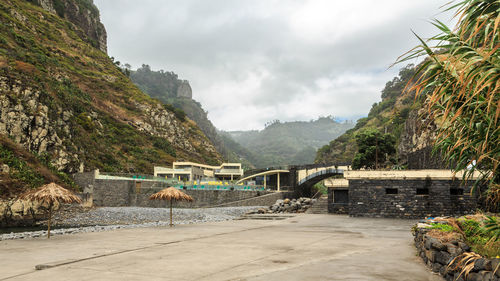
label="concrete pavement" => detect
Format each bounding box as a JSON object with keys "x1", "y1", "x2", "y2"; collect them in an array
[{"x1": 0, "y1": 214, "x2": 442, "y2": 281}]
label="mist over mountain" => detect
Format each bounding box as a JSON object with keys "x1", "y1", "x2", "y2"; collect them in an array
[{"x1": 228, "y1": 117, "x2": 354, "y2": 168}]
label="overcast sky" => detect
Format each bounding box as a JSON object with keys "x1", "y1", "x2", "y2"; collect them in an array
[{"x1": 94, "y1": 0, "x2": 453, "y2": 131}]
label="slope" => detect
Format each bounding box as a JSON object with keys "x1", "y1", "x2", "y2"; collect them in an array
[{"x1": 0, "y1": 0, "x2": 222, "y2": 195}]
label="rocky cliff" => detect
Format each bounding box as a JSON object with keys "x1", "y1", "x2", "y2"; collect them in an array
[
  {"x1": 0, "y1": 0, "x2": 222, "y2": 192},
  {"x1": 27, "y1": 0, "x2": 107, "y2": 52},
  {"x1": 398, "y1": 108, "x2": 445, "y2": 169}
]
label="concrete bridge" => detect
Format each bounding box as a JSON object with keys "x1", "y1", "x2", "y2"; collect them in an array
[{"x1": 237, "y1": 163, "x2": 350, "y2": 196}]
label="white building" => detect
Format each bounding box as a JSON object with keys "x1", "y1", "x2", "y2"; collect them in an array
[{"x1": 154, "y1": 162, "x2": 244, "y2": 182}]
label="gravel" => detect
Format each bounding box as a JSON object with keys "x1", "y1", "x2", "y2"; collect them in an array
[{"x1": 0, "y1": 206, "x2": 264, "y2": 241}]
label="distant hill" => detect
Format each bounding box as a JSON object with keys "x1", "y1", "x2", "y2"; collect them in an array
[{"x1": 228, "y1": 117, "x2": 354, "y2": 168}]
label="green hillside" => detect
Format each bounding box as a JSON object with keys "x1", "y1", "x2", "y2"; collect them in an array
[
  {"x1": 315, "y1": 65, "x2": 419, "y2": 166},
  {"x1": 0, "y1": 0, "x2": 221, "y2": 195}
]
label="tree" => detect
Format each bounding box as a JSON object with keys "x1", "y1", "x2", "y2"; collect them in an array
[
  {"x1": 352, "y1": 129, "x2": 396, "y2": 170},
  {"x1": 397, "y1": 0, "x2": 499, "y2": 206}
]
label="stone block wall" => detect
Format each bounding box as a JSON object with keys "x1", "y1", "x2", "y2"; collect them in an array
[
  {"x1": 414, "y1": 228, "x2": 500, "y2": 281},
  {"x1": 348, "y1": 179, "x2": 477, "y2": 218},
  {"x1": 129, "y1": 187, "x2": 273, "y2": 208}
]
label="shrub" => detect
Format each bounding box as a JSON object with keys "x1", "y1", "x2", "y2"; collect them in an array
[{"x1": 430, "y1": 223, "x2": 455, "y2": 232}]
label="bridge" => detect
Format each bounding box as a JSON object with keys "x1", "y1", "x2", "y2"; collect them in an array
[{"x1": 238, "y1": 163, "x2": 350, "y2": 196}]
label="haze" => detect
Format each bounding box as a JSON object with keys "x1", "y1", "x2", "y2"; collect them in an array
[{"x1": 94, "y1": 0, "x2": 453, "y2": 131}]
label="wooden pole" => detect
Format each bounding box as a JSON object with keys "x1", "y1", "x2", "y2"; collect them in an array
[
  {"x1": 169, "y1": 199, "x2": 173, "y2": 227},
  {"x1": 47, "y1": 207, "x2": 52, "y2": 239}
]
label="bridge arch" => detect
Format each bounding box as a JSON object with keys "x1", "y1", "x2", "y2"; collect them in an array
[{"x1": 297, "y1": 168, "x2": 344, "y2": 188}]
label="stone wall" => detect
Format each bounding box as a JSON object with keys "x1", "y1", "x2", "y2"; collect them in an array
[
  {"x1": 414, "y1": 228, "x2": 500, "y2": 281},
  {"x1": 348, "y1": 179, "x2": 477, "y2": 219},
  {"x1": 73, "y1": 173, "x2": 277, "y2": 208}
]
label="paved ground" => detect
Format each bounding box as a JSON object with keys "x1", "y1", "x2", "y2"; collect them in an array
[{"x1": 0, "y1": 214, "x2": 442, "y2": 281}]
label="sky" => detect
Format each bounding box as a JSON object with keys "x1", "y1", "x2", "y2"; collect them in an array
[{"x1": 94, "y1": 0, "x2": 454, "y2": 131}]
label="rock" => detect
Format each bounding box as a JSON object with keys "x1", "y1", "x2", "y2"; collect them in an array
[
  {"x1": 491, "y1": 259, "x2": 500, "y2": 277},
  {"x1": 0, "y1": 164, "x2": 9, "y2": 173},
  {"x1": 176, "y1": 80, "x2": 192, "y2": 98},
  {"x1": 432, "y1": 262, "x2": 442, "y2": 273},
  {"x1": 431, "y1": 239, "x2": 447, "y2": 251},
  {"x1": 473, "y1": 258, "x2": 491, "y2": 272},
  {"x1": 446, "y1": 243, "x2": 463, "y2": 256},
  {"x1": 435, "y1": 251, "x2": 452, "y2": 265},
  {"x1": 458, "y1": 242, "x2": 470, "y2": 252},
  {"x1": 283, "y1": 198, "x2": 290, "y2": 204}
]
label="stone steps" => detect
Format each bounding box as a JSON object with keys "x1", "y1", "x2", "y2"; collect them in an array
[{"x1": 306, "y1": 195, "x2": 329, "y2": 214}]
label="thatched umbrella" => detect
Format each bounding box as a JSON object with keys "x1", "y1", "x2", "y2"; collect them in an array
[
  {"x1": 19, "y1": 182, "x2": 82, "y2": 238},
  {"x1": 149, "y1": 187, "x2": 194, "y2": 227}
]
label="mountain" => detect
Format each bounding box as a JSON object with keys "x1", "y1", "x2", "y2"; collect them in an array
[
  {"x1": 129, "y1": 65, "x2": 256, "y2": 169},
  {"x1": 228, "y1": 117, "x2": 354, "y2": 168},
  {"x1": 315, "y1": 64, "x2": 443, "y2": 168},
  {"x1": 0, "y1": 0, "x2": 222, "y2": 195}
]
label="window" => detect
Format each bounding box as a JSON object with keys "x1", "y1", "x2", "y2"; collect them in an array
[
  {"x1": 385, "y1": 188, "x2": 398, "y2": 195},
  {"x1": 333, "y1": 190, "x2": 349, "y2": 204},
  {"x1": 416, "y1": 188, "x2": 429, "y2": 195},
  {"x1": 450, "y1": 188, "x2": 464, "y2": 196}
]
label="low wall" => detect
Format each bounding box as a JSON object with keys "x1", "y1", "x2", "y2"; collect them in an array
[
  {"x1": 414, "y1": 228, "x2": 500, "y2": 281},
  {"x1": 213, "y1": 192, "x2": 294, "y2": 207}
]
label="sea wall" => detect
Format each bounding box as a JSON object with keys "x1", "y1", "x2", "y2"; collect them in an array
[{"x1": 73, "y1": 172, "x2": 277, "y2": 208}]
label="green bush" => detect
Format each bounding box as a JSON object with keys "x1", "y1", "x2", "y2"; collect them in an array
[{"x1": 430, "y1": 223, "x2": 454, "y2": 232}]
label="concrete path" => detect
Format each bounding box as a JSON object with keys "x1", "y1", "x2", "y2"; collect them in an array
[{"x1": 0, "y1": 214, "x2": 442, "y2": 281}]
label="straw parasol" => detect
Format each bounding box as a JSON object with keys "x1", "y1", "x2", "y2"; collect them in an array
[
  {"x1": 19, "y1": 182, "x2": 82, "y2": 238},
  {"x1": 149, "y1": 187, "x2": 194, "y2": 227}
]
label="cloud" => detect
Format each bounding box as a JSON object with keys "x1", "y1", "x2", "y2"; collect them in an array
[{"x1": 94, "y1": 0, "x2": 453, "y2": 130}]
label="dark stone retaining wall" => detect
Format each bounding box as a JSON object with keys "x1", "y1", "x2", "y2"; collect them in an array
[
  {"x1": 348, "y1": 179, "x2": 477, "y2": 218},
  {"x1": 73, "y1": 172, "x2": 276, "y2": 208},
  {"x1": 414, "y1": 228, "x2": 500, "y2": 281}
]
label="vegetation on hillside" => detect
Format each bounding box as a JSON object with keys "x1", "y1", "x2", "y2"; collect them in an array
[
  {"x1": 230, "y1": 117, "x2": 354, "y2": 168},
  {"x1": 315, "y1": 65, "x2": 418, "y2": 166},
  {"x1": 352, "y1": 129, "x2": 396, "y2": 170},
  {"x1": 0, "y1": 136, "x2": 75, "y2": 198},
  {"x1": 397, "y1": 0, "x2": 499, "y2": 206},
  {"x1": 0, "y1": 0, "x2": 221, "y2": 195}
]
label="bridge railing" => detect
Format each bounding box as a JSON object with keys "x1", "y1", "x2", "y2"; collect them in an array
[{"x1": 297, "y1": 168, "x2": 343, "y2": 186}]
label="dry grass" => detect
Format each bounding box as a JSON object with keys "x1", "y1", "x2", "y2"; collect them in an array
[
  {"x1": 447, "y1": 252, "x2": 482, "y2": 280},
  {"x1": 14, "y1": 60, "x2": 37, "y2": 74},
  {"x1": 19, "y1": 182, "x2": 82, "y2": 205},
  {"x1": 149, "y1": 187, "x2": 194, "y2": 202},
  {"x1": 427, "y1": 229, "x2": 462, "y2": 243}
]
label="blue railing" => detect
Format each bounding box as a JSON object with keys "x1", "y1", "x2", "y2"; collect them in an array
[{"x1": 172, "y1": 184, "x2": 266, "y2": 191}]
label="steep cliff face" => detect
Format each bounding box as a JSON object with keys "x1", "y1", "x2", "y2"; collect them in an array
[
  {"x1": 27, "y1": 0, "x2": 107, "y2": 53},
  {"x1": 398, "y1": 108, "x2": 445, "y2": 169},
  {"x1": 0, "y1": 0, "x2": 221, "y2": 180}
]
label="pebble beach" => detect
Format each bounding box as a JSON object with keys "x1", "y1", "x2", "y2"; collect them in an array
[{"x1": 0, "y1": 206, "x2": 264, "y2": 241}]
